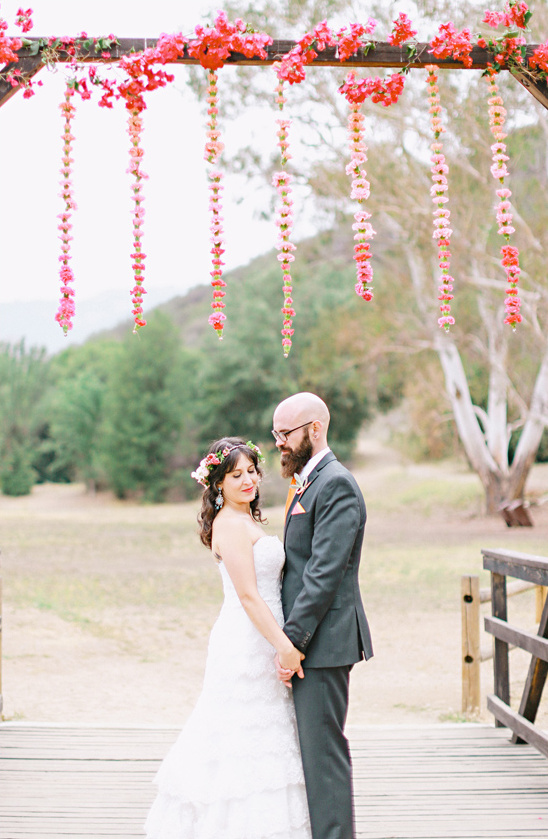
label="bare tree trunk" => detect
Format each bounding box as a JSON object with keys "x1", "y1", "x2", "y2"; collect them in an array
[
  {"x1": 478, "y1": 297, "x2": 510, "y2": 472},
  {"x1": 406, "y1": 247, "x2": 547, "y2": 518},
  {"x1": 507, "y1": 345, "x2": 548, "y2": 500},
  {"x1": 433, "y1": 333, "x2": 506, "y2": 513}
]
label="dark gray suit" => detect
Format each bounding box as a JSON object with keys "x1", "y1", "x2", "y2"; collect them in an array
[{"x1": 282, "y1": 451, "x2": 372, "y2": 839}]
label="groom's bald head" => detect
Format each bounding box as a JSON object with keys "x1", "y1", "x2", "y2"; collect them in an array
[{"x1": 273, "y1": 392, "x2": 330, "y2": 455}]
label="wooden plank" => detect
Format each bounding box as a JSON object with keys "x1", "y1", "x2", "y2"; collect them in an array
[
  {"x1": 482, "y1": 549, "x2": 548, "y2": 586},
  {"x1": 487, "y1": 694, "x2": 548, "y2": 757},
  {"x1": 511, "y1": 67, "x2": 548, "y2": 111},
  {"x1": 485, "y1": 616, "x2": 548, "y2": 662},
  {"x1": 7, "y1": 39, "x2": 529, "y2": 70},
  {"x1": 0, "y1": 55, "x2": 44, "y2": 108},
  {"x1": 2, "y1": 724, "x2": 548, "y2": 839}
]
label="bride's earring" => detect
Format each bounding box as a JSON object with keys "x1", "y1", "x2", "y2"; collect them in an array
[{"x1": 215, "y1": 485, "x2": 224, "y2": 510}]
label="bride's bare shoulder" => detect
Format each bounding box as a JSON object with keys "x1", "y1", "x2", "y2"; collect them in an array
[{"x1": 211, "y1": 512, "x2": 256, "y2": 556}]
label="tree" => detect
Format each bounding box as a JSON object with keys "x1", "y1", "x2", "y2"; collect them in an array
[
  {"x1": 0, "y1": 341, "x2": 50, "y2": 495},
  {"x1": 100, "y1": 311, "x2": 199, "y2": 501},
  {"x1": 45, "y1": 370, "x2": 106, "y2": 491}
]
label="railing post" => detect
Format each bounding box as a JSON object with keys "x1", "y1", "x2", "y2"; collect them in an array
[
  {"x1": 536, "y1": 586, "x2": 547, "y2": 623},
  {"x1": 462, "y1": 575, "x2": 481, "y2": 716},
  {"x1": 491, "y1": 571, "x2": 509, "y2": 726}
]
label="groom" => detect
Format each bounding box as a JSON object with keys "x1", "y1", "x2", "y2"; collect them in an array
[{"x1": 272, "y1": 392, "x2": 373, "y2": 839}]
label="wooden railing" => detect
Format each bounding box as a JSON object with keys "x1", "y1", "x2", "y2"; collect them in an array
[
  {"x1": 461, "y1": 572, "x2": 544, "y2": 717},
  {"x1": 478, "y1": 549, "x2": 548, "y2": 756}
]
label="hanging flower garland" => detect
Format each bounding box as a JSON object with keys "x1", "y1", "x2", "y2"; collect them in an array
[
  {"x1": 185, "y1": 11, "x2": 271, "y2": 338},
  {"x1": 484, "y1": 68, "x2": 522, "y2": 327},
  {"x1": 205, "y1": 69, "x2": 226, "y2": 338},
  {"x1": 272, "y1": 79, "x2": 296, "y2": 357},
  {"x1": 338, "y1": 73, "x2": 375, "y2": 303},
  {"x1": 117, "y1": 49, "x2": 175, "y2": 331},
  {"x1": 127, "y1": 106, "x2": 148, "y2": 331},
  {"x1": 6, "y1": 7, "x2": 548, "y2": 343},
  {"x1": 425, "y1": 66, "x2": 455, "y2": 331},
  {"x1": 55, "y1": 82, "x2": 77, "y2": 334}
]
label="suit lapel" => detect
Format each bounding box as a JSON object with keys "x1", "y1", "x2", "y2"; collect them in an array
[{"x1": 283, "y1": 451, "x2": 337, "y2": 539}]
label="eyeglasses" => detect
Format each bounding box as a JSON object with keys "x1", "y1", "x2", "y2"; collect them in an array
[{"x1": 271, "y1": 421, "x2": 313, "y2": 444}]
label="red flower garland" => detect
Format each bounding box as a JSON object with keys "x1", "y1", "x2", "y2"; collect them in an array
[
  {"x1": 55, "y1": 83, "x2": 77, "y2": 334},
  {"x1": 478, "y1": 2, "x2": 529, "y2": 69},
  {"x1": 483, "y1": 2, "x2": 530, "y2": 30},
  {"x1": 429, "y1": 22, "x2": 474, "y2": 67},
  {"x1": 15, "y1": 7, "x2": 33, "y2": 32},
  {"x1": 187, "y1": 10, "x2": 271, "y2": 71},
  {"x1": 529, "y1": 40, "x2": 548, "y2": 72},
  {"x1": 485, "y1": 69, "x2": 521, "y2": 327},
  {"x1": 388, "y1": 13, "x2": 417, "y2": 46},
  {"x1": 274, "y1": 20, "x2": 337, "y2": 85},
  {"x1": 336, "y1": 20, "x2": 377, "y2": 62},
  {"x1": 339, "y1": 69, "x2": 405, "y2": 107},
  {"x1": 426, "y1": 66, "x2": 455, "y2": 331}
]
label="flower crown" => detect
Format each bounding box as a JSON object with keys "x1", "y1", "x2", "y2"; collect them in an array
[{"x1": 191, "y1": 441, "x2": 265, "y2": 488}]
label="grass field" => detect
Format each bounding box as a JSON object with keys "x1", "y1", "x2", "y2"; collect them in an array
[{"x1": 1, "y1": 435, "x2": 547, "y2": 727}]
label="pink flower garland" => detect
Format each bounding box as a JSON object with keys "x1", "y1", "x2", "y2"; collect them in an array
[
  {"x1": 127, "y1": 107, "x2": 148, "y2": 331},
  {"x1": 274, "y1": 20, "x2": 336, "y2": 85},
  {"x1": 345, "y1": 88, "x2": 375, "y2": 302},
  {"x1": 186, "y1": 12, "x2": 272, "y2": 338},
  {"x1": 485, "y1": 69, "x2": 521, "y2": 327},
  {"x1": 205, "y1": 70, "x2": 227, "y2": 339},
  {"x1": 273, "y1": 80, "x2": 296, "y2": 357},
  {"x1": 55, "y1": 83, "x2": 77, "y2": 334},
  {"x1": 426, "y1": 66, "x2": 455, "y2": 331}
]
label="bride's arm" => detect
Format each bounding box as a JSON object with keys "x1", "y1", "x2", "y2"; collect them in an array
[{"x1": 214, "y1": 520, "x2": 304, "y2": 673}]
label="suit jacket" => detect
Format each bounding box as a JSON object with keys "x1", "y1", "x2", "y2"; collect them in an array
[{"x1": 282, "y1": 451, "x2": 373, "y2": 668}]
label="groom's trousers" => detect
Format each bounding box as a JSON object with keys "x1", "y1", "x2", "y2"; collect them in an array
[{"x1": 291, "y1": 664, "x2": 354, "y2": 839}]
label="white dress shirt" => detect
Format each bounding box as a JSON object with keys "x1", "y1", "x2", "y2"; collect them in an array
[{"x1": 299, "y1": 447, "x2": 331, "y2": 481}]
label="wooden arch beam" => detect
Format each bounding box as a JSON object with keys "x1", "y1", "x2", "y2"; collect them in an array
[{"x1": 1, "y1": 38, "x2": 547, "y2": 109}]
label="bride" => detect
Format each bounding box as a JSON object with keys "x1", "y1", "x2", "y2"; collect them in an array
[{"x1": 144, "y1": 437, "x2": 312, "y2": 839}]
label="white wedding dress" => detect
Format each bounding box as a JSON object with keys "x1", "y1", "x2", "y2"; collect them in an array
[{"x1": 144, "y1": 535, "x2": 312, "y2": 839}]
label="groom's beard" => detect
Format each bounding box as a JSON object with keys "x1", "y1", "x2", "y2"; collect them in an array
[{"x1": 280, "y1": 434, "x2": 313, "y2": 479}]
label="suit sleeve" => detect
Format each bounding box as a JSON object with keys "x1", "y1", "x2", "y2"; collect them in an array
[{"x1": 283, "y1": 472, "x2": 361, "y2": 654}]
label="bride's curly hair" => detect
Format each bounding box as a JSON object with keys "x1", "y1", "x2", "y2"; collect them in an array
[{"x1": 198, "y1": 437, "x2": 266, "y2": 549}]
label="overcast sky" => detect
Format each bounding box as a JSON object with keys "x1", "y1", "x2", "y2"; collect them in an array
[{"x1": 0, "y1": 0, "x2": 292, "y2": 347}]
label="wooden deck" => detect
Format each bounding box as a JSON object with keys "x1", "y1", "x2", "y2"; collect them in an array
[{"x1": 1, "y1": 723, "x2": 547, "y2": 839}]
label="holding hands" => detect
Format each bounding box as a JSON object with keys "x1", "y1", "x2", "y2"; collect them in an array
[{"x1": 275, "y1": 640, "x2": 305, "y2": 686}]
